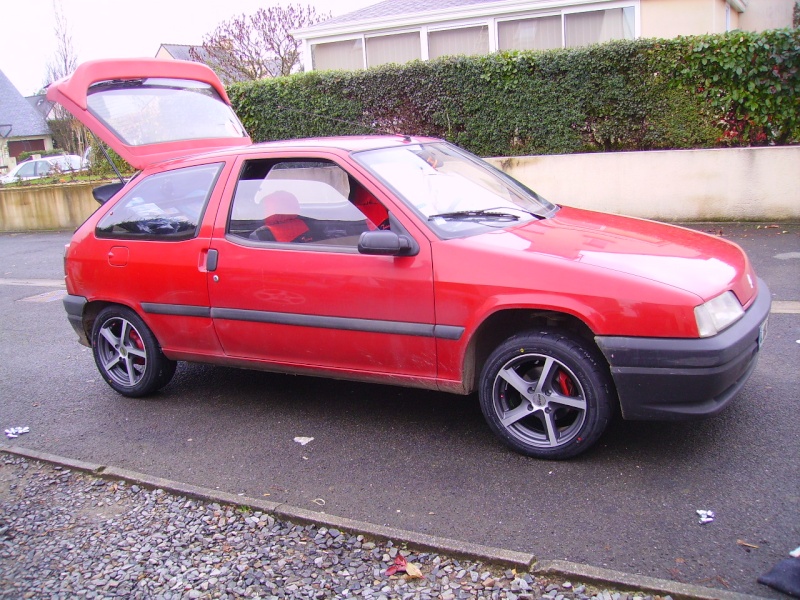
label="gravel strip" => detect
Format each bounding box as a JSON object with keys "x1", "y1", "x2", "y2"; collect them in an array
[{"x1": 0, "y1": 454, "x2": 668, "y2": 600}]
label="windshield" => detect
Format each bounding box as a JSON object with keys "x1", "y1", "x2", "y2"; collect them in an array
[
  {"x1": 354, "y1": 143, "x2": 557, "y2": 237},
  {"x1": 86, "y1": 77, "x2": 247, "y2": 146}
]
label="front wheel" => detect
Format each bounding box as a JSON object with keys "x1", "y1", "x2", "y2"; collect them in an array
[
  {"x1": 91, "y1": 306, "x2": 176, "y2": 397},
  {"x1": 479, "y1": 330, "x2": 613, "y2": 459}
]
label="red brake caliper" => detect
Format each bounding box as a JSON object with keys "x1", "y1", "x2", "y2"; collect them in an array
[
  {"x1": 129, "y1": 329, "x2": 145, "y2": 364},
  {"x1": 557, "y1": 370, "x2": 575, "y2": 396}
]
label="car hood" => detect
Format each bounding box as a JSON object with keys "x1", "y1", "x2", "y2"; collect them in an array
[
  {"x1": 483, "y1": 206, "x2": 758, "y2": 305},
  {"x1": 46, "y1": 59, "x2": 251, "y2": 170}
]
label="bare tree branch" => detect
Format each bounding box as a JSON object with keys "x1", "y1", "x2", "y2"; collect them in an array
[
  {"x1": 43, "y1": 1, "x2": 88, "y2": 156},
  {"x1": 191, "y1": 4, "x2": 330, "y2": 83},
  {"x1": 45, "y1": 0, "x2": 78, "y2": 86}
]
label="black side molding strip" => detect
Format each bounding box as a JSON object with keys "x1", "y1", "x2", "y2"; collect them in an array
[
  {"x1": 212, "y1": 307, "x2": 464, "y2": 340},
  {"x1": 141, "y1": 303, "x2": 464, "y2": 340},
  {"x1": 141, "y1": 303, "x2": 211, "y2": 318}
]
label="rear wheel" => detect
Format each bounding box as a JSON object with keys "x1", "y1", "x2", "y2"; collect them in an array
[
  {"x1": 91, "y1": 306, "x2": 176, "y2": 397},
  {"x1": 479, "y1": 330, "x2": 613, "y2": 459}
]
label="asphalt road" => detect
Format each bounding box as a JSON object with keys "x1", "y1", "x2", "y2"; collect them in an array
[{"x1": 1, "y1": 223, "x2": 798, "y2": 598}]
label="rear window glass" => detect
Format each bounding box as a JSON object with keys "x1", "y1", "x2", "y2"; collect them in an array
[
  {"x1": 87, "y1": 78, "x2": 247, "y2": 146},
  {"x1": 96, "y1": 163, "x2": 223, "y2": 240}
]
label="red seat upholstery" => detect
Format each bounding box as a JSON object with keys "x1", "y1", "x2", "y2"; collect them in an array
[
  {"x1": 352, "y1": 186, "x2": 389, "y2": 230},
  {"x1": 258, "y1": 191, "x2": 311, "y2": 242}
]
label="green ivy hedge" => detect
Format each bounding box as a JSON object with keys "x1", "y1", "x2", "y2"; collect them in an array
[{"x1": 228, "y1": 29, "x2": 799, "y2": 156}]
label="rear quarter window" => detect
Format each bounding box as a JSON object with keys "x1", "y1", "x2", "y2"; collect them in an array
[{"x1": 96, "y1": 163, "x2": 223, "y2": 240}]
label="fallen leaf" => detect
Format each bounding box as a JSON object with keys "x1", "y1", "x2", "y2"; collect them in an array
[
  {"x1": 405, "y1": 562, "x2": 423, "y2": 579},
  {"x1": 737, "y1": 539, "x2": 759, "y2": 549},
  {"x1": 386, "y1": 554, "x2": 407, "y2": 576}
]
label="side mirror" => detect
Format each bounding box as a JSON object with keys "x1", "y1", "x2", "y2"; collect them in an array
[
  {"x1": 358, "y1": 230, "x2": 418, "y2": 256},
  {"x1": 92, "y1": 182, "x2": 125, "y2": 204}
]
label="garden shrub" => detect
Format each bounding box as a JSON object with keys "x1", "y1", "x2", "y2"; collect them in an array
[
  {"x1": 17, "y1": 148, "x2": 70, "y2": 162},
  {"x1": 668, "y1": 29, "x2": 800, "y2": 146},
  {"x1": 227, "y1": 29, "x2": 798, "y2": 156}
]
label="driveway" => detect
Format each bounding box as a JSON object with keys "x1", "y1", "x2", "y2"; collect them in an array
[{"x1": 0, "y1": 223, "x2": 797, "y2": 598}]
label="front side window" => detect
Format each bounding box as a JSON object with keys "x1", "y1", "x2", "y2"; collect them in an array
[
  {"x1": 354, "y1": 143, "x2": 557, "y2": 238},
  {"x1": 96, "y1": 162, "x2": 223, "y2": 239},
  {"x1": 87, "y1": 78, "x2": 247, "y2": 146},
  {"x1": 15, "y1": 162, "x2": 37, "y2": 178},
  {"x1": 36, "y1": 161, "x2": 54, "y2": 176},
  {"x1": 228, "y1": 159, "x2": 388, "y2": 248}
]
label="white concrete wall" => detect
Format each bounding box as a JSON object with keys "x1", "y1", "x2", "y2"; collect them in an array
[
  {"x1": 486, "y1": 146, "x2": 800, "y2": 221},
  {"x1": 0, "y1": 182, "x2": 100, "y2": 231},
  {"x1": 1, "y1": 147, "x2": 798, "y2": 231}
]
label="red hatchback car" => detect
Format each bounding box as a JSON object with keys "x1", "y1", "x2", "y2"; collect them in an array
[{"x1": 48, "y1": 59, "x2": 770, "y2": 459}]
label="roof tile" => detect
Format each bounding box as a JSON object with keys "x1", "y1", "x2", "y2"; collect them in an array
[
  {"x1": 314, "y1": 0, "x2": 505, "y2": 28},
  {"x1": 0, "y1": 69, "x2": 51, "y2": 138}
]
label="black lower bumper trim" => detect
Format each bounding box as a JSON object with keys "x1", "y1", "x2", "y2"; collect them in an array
[
  {"x1": 63, "y1": 294, "x2": 89, "y2": 346},
  {"x1": 596, "y1": 279, "x2": 771, "y2": 420}
]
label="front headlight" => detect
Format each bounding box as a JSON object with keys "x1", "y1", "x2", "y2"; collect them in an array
[{"x1": 694, "y1": 291, "x2": 744, "y2": 337}]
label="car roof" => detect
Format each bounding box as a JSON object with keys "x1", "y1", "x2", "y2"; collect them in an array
[
  {"x1": 249, "y1": 135, "x2": 441, "y2": 152},
  {"x1": 151, "y1": 134, "x2": 443, "y2": 168}
]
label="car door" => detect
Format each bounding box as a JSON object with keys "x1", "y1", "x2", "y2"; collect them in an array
[
  {"x1": 14, "y1": 161, "x2": 39, "y2": 180},
  {"x1": 207, "y1": 154, "x2": 439, "y2": 383}
]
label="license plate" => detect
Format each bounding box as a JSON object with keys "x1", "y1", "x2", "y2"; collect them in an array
[{"x1": 758, "y1": 318, "x2": 768, "y2": 348}]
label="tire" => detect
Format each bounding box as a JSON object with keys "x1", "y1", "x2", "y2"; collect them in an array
[
  {"x1": 91, "y1": 306, "x2": 177, "y2": 397},
  {"x1": 479, "y1": 330, "x2": 613, "y2": 459}
]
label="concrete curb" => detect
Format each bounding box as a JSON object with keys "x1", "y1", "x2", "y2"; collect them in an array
[
  {"x1": 0, "y1": 444, "x2": 767, "y2": 599},
  {"x1": 532, "y1": 561, "x2": 760, "y2": 600}
]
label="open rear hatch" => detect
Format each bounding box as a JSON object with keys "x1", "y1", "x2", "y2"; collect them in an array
[{"x1": 47, "y1": 58, "x2": 251, "y2": 170}]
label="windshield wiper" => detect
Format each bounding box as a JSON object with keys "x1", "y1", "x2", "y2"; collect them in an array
[{"x1": 428, "y1": 209, "x2": 521, "y2": 222}]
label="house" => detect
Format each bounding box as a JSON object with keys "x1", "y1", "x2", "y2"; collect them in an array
[
  {"x1": 156, "y1": 43, "x2": 211, "y2": 63},
  {"x1": 27, "y1": 95, "x2": 57, "y2": 121},
  {"x1": 157, "y1": 43, "x2": 242, "y2": 85},
  {"x1": 156, "y1": 43, "x2": 282, "y2": 82},
  {"x1": 295, "y1": 0, "x2": 796, "y2": 72},
  {"x1": 0, "y1": 69, "x2": 53, "y2": 172}
]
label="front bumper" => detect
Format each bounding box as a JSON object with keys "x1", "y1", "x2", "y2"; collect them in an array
[{"x1": 596, "y1": 279, "x2": 771, "y2": 420}]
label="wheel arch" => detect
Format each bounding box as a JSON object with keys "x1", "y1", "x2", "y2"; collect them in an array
[
  {"x1": 462, "y1": 308, "x2": 602, "y2": 395},
  {"x1": 81, "y1": 300, "x2": 142, "y2": 346}
]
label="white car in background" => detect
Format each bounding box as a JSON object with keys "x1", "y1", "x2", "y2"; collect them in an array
[{"x1": 0, "y1": 154, "x2": 83, "y2": 184}]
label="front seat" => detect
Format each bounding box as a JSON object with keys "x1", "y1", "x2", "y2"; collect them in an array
[
  {"x1": 352, "y1": 186, "x2": 390, "y2": 230},
  {"x1": 250, "y1": 190, "x2": 312, "y2": 243}
]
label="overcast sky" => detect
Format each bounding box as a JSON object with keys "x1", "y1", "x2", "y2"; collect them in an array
[{"x1": 1, "y1": 0, "x2": 377, "y2": 96}]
